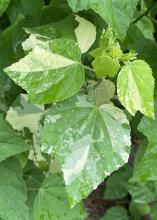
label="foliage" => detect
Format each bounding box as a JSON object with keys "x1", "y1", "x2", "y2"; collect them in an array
[{"x1": 0, "y1": 0, "x2": 157, "y2": 219}]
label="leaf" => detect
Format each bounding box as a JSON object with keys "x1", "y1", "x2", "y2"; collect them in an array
[
  {"x1": 104, "y1": 165, "x2": 132, "y2": 200},
  {"x1": 38, "y1": 4, "x2": 70, "y2": 25},
  {"x1": 90, "y1": 27, "x2": 121, "y2": 59},
  {"x1": 0, "y1": 16, "x2": 24, "y2": 108},
  {"x1": 136, "y1": 17, "x2": 155, "y2": 40},
  {"x1": 129, "y1": 201, "x2": 151, "y2": 220},
  {"x1": 117, "y1": 60, "x2": 154, "y2": 118},
  {"x1": 0, "y1": 14, "x2": 43, "y2": 112},
  {"x1": 24, "y1": 15, "x2": 77, "y2": 45},
  {"x1": 131, "y1": 103, "x2": 157, "y2": 181},
  {"x1": 90, "y1": 27, "x2": 137, "y2": 64},
  {"x1": 5, "y1": 38, "x2": 85, "y2": 104},
  {"x1": 7, "y1": 0, "x2": 44, "y2": 23},
  {"x1": 0, "y1": 158, "x2": 29, "y2": 220},
  {"x1": 75, "y1": 15, "x2": 96, "y2": 53},
  {"x1": 134, "y1": 139, "x2": 148, "y2": 169},
  {"x1": 33, "y1": 173, "x2": 86, "y2": 220},
  {"x1": 6, "y1": 94, "x2": 44, "y2": 133},
  {"x1": 150, "y1": 204, "x2": 157, "y2": 220},
  {"x1": 0, "y1": 0, "x2": 11, "y2": 17},
  {"x1": 67, "y1": 0, "x2": 90, "y2": 12},
  {"x1": 50, "y1": 0, "x2": 67, "y2": 7},
  {"x1": 88, "y1": 79, "x2": 115, "y2": 106},
  {"x1": 41, "y1": 95, "x2": 131, "y2": 206},
  {"x1": 23, "y1": 161, "x2": 44, "y2": 217},
  {"x1": 6, "y1": 94, "x2": 44, "y2": 161},
  {"x1": 122, "y1": 24, "x2": 157, "y2": 98},
  {"x1": 100, "y1": 206, "x2": 129, "y2": 220},
  {"x1": 0, "y1": 115, "x2": 29, "y2": 162},
  {"x1": 67, "y1": 0, "x2": 138, "y2": 38},
  {"x1": 132, "y1": 145, "x2": 157, "y2": 182},
  {"x1": 92, "y1": 55, "x2": 120, "y2": 78},
  {"x1": 128, "y1": 180, "x2": 157, "y2": 204},
  {"x1": 138, "y1": 103, "x2": 157, "y2": 145},
  {"x1": 24, "y1": 14, "x2": 96, "y2": 54}
]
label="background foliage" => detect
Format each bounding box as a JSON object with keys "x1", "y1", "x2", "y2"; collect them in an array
[{"x1": 0, "y1": 0, "x2": 157, "y2": 219}]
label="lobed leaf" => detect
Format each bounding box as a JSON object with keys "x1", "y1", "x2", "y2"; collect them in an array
[
  {"x1": 0, "y1": 158, "x2": 29, "y2": 220},
  {"x1": 5, "y1": 38, "x2": 85, "y2": 104},
  {"x1": 41, "y1": 95, "x2": 131, "y2": 206},
  {"x1": 33, "y1": 173, "x2": 86, "y2": 220}
]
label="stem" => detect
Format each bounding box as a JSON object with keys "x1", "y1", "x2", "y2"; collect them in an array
[
  {"x1": 27, "y1": 188, "x2": 39, "y2": 191},
  {"x1": 93, "y1": 89, "x2": 96, "y2": 106},
  {"x1": 133, "y1": 2, "x2": 155, "y2": 24},
  {"x1": 82, "y1": 64, "x2": 95, "y2": 73},
  {"x1": 133, "y1": 10, "x2": 149, "y2": 24},
  {"x1": 146, "y1": 15, "x2": 157, "y2": 24}
]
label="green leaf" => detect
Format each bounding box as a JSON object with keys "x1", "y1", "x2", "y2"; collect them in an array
[
  {"x1": 104, "y1": 165, "x2": 132, "y2": 200},
  {"x1": 0, "y1": 115, "x2": 29, "y2": 162},
  {"x1": 67, "y1": 0, "x2": 138, "y2": 38},
  {"x1": 138, "y1": 103, "x2": 157, "y2": 145},
  {"x1": 100, "y1": 206, "x2": 129, "y2": 220},
  {"x1": 0, "y1": 158, "x2": 29, "y2": 220},
  {"x1": 33, "y1": 173, "x2": 86, "y2": 220},
  {"x1": 117, "y1": 60, "x2": 154, "y2": 118},
  {"x1": 90, "y1": 27, "x2": 120, "y2": 59},
  {"x1": 0, "y1": 16, "x2": 24, "y2": 108},
  {"x1": 75, "y1": 15, "x2": 96, "y2": 53},
  {"x1": 0, "y1": 0, "x2": 11, "y2": 17},
  {"x1": 128, "y1": 181, "x2": 157, "y2": 204},
  {"x1": 0, "y1": 14, "x2": 42, "y2": 112},
  {"x1": 150, "y1": 204, "x2": 157, "y2": 220},
  {"x1": 5, "y1": 38, "x2": 85, "y2": 104},
  {"x1": 49, "y1": 0, "x2": 67, "y2": 7},
  {"x1": 88, "y1": 79, "x2": 115, "y2": 106},
  {"x1": 132, "y1": 145, "x2": 157, "y2": 182},
  {"x1": 92, "y1": 55, "x2": 120, "y2": 78},
  {"x1": 7, "y1": 0, "x2": 44, "y2": 23},
  {"x1": 122, "y1": 24, "x2": 157, "y2": 98},
  {"x1": 67, "y1": 0, "x2": 90, "y2": 12},
  {"x1": 136, "y1": 17, "x2": 155, "y2": 40},
  {"x1": 41, "y1": 95, "x2": 131, "y2": 206},
  {"x1": 6, "y1": 94, "x2": 44, "y2": 161},
  {"x1": 24, "y1": 15, "x2": 77, "y2": 46},
  {"x1": 129, "y1": 201, "x2": 151, "y2": 220},
  {"x1": 134, "y1": 139, "x2": 148, "y2": 169},
  {"x1": 131, "y1": 103, "x2": 157, "y2": 181},
  {"x1": 23, "y1": 161, "x2": 44, "y2": 218},
  {"x1": 24, "y1": 14, "x2": 96, "y2": 54},
  {"x1": 90, "y1": 27, "x2": 137, "y2": 67}
]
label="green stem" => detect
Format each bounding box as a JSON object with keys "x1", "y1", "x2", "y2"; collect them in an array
[
  {"x1": 133, "y1": 10, "x2": 149, "y2": 23},
  {"x1": 93, "y1": 88, "x2": 96, "y2": 106},
  {"x1": 82, "y1": 64, "x2": 95, "y2": 73},
  {"x1": 27, "y1": 188, "x2": 39, "y2": 191},
  {"x1": 133, "y1": 2, "x2": 155, "y2": 24},
  {"x1": 146, "y1": 15, "x2": 157, "y2": 24}
]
